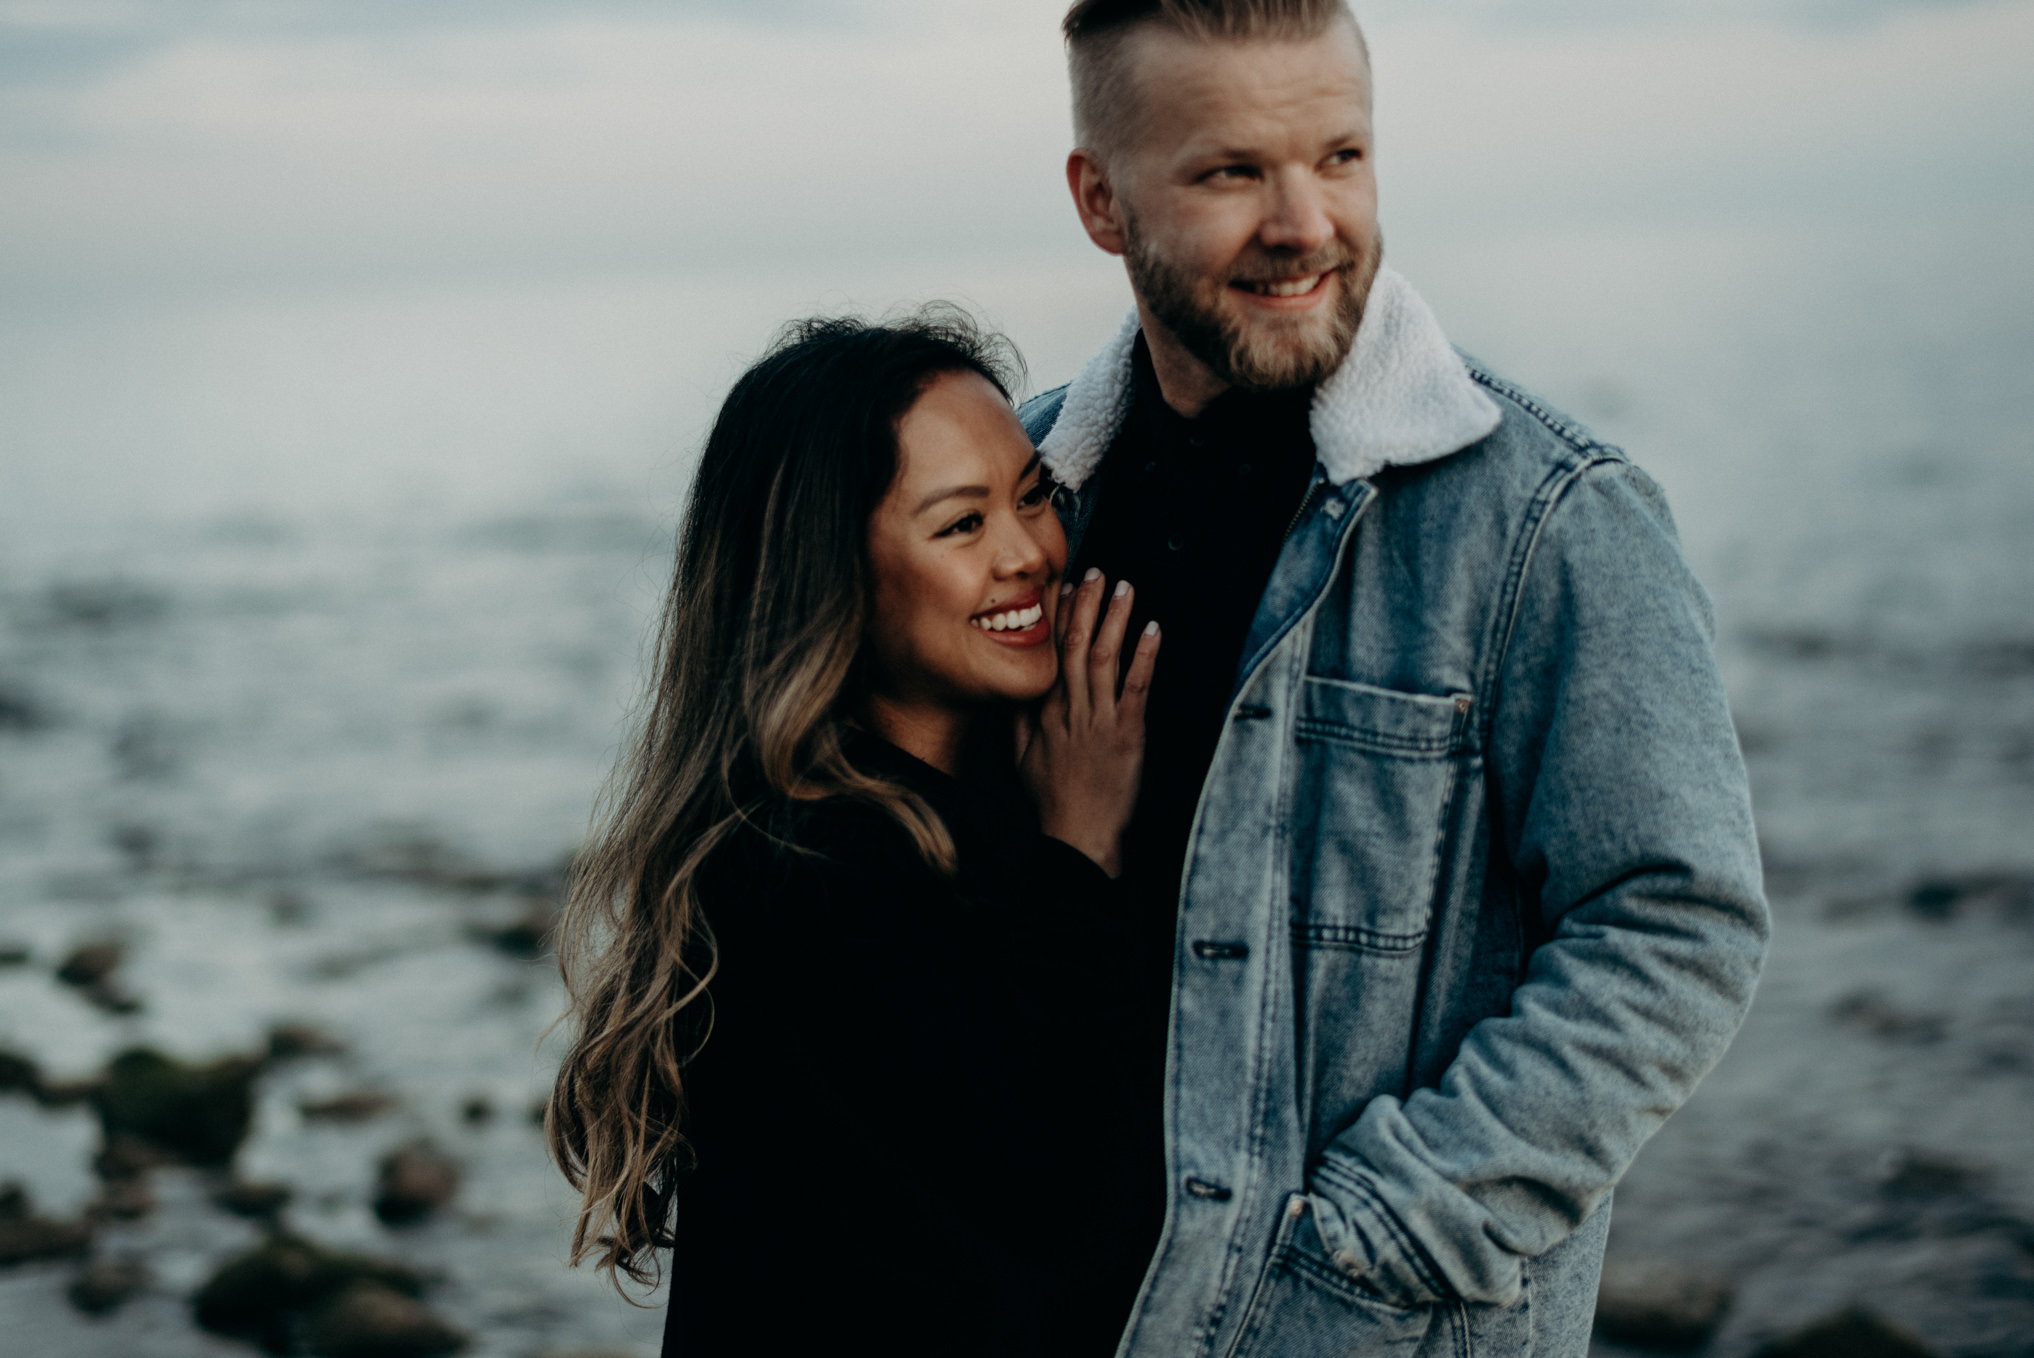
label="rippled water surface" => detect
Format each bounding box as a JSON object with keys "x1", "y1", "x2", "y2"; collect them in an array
[{"x1": 2, "y1": 213, "x2": 2031, "y2": 1356}]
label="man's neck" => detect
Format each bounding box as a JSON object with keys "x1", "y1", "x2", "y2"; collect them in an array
[{"x1": 1136, "y1": 304, "x2": 1229, "y2": 419}]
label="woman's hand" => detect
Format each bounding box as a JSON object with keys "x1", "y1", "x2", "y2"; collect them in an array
[{"x1": 1016, "y1": 568, "x2": 1161, "y2": 878}]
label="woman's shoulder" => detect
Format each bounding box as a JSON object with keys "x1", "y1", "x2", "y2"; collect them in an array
[{"x1": 700, "y1": 790, "x2": 932, "y2": 902}]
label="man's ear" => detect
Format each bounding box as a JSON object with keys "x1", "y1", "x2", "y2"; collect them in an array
[{"x1": 1066, "y1": 149, "x2": 1127, "y2": 257}]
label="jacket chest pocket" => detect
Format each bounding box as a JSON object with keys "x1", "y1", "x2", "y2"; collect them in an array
[{"x1": 1291, "y1": 677, "x2": 1469, "y2": 955}]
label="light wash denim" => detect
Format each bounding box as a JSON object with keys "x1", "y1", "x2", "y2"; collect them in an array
[{"x1": 1021, "y1": 360, "x2": 1769, "y2": 1358}]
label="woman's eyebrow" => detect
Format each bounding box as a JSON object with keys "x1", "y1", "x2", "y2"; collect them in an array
[
  {"x1": 913, "y1": 484, "x2": 990, "y2": 515},
  {"x1": 913, "y1": 456, "x2": 1041, "y2": 515}
]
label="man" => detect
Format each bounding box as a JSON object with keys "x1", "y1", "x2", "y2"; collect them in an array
[{"x1": 1020, "y1": 2, "x2": 1769, "y2": 1355}]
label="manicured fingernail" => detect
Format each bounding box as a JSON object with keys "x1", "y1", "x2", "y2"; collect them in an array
[
  {"x1": 1060, "y1": 580, "x2": 1075, "y2": 596},
  {"x1": 1113, "y1": 579, "x2": 1130, "y2": 598},
  {"x1": 1083, "y1": 567, "x2": 1101, "y2": 583},
  {"x1": 1144, "y1": 621, "x2": 1159, "y2": 636}
]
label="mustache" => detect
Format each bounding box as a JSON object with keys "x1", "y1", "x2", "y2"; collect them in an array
[{"x1": 1226, "y1": 248, "x2": 1359, "y2": 286}]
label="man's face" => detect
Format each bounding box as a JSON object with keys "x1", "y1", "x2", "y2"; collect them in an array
[{"x1": 1106, "y1": 21, "x2": 1379, "y2": 394}]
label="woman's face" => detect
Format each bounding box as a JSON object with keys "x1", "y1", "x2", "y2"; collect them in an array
[{"x1": 863, "y1": 368, "x2": 1068, "y2": 711}]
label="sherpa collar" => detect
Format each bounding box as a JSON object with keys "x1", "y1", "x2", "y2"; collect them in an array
[{"x1": 1037, "y1": 265, "x2": 1501, "y2": 491}]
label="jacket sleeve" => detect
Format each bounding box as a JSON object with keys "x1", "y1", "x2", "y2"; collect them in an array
[{"x1": 1310, "y1": 458, "x2": 1770, "y2": 1307}]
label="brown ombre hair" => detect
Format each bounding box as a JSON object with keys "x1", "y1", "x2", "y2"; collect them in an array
[{"x1": 547, "y1": 309, "x2": 1023, "y2": 1291}]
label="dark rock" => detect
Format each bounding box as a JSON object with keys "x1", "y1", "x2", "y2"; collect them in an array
[
  {"x1": 35, "y1": 1076, "x2": 101, "y2": 1108},
  {"x1": 270, "y1": 890, "x2": 313, "y2": 925},
  {"x1": 46, "y1": 580, "x2": 169, "y2": 628},
  {"x1": 111, "y1": 711, "x2": 181, "y2": 780},
  {"x1": 94, "y1": 1047, "x2": 261, "y2": 1167},
  {"x1": 0, "y1": 682, "x2": 46, "y2": 732},
  {"x1": 1830, "y1": 990, "x2": 1948, "y2": 1044},
  {"x1": 302, "y1": 1280, "x2": 468, "y2": 1357},
  {"x1": 1903, "y1": 872, "x2": 2034, "y2": 923},
  {"x1": 373, "y1": 1142, "x2": 460, "y2": 1226},
  {"x1": 214, "y1": 1180, "x2": 292, "y2": 1219},
  {"x1": 1754, "y1": 1305, "x2": 1936, "y2": 1358},
  {"x1": 67, "y1": 1257, "x2": 150, "y2": 1314},
  {"x1": 301, "y1": 1091, "x2": 399, "y2": 1123},
  {"x1": 1594, "y1": 1256, "x2": 1733, "y2": 1351},
  {"x1": 0, "y1": 1181, "x2": 94, "y2": 1267},
  {"x1": 481, "y1": 900, "x2": 557, "y2": 958},
  {"x1": 109, "y1": 823, "x2": 159, "y2": 868},
  {"x1": 1876, "y1": 1147, "x2": 1982, "y2": 1198},
  {"x1": 91, "y1": 1176, "x2": 155, "y2": 1221},
  {"x1": 55, "y1": 941, "x2": 141, "y2": 1012},
  {"x1": 93, "y1": 1132, "x2": 177, "y2": 1180},
  {"x1": 0, "y1": 1048, "x2": 40, "y2": 1096},
  {"x1": 194, "y1": 1235, "x2": 427, "y2": 1351},
  {"x1": 458, "y1": 1095, "x2": 493, "y2": 1125},
  {"x1": 268, "y1": 1022, "x2": 348, "y2": 1063},
  {"x1": 56, "y1": 940, "x2": 124, "y2": 988},
  {"x1": 0, "y1": 941, "x2": 29, "y2": 966}
]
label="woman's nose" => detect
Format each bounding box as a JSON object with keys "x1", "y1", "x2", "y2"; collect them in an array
[{"x1": 994, "y1": 517, "x2": 1051, "y2": 577}]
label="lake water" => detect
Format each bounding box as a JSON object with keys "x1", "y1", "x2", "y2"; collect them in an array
[{"x1": 1, "y1": 207, "x2": 2030, "y2": 1355}]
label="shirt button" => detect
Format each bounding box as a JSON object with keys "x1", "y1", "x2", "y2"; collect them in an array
[
  {"x1": 1188, "y1": 433, "x2": 1206, "y2": 449},
  {"x1": 1143, "y1": 460, "x2": 1159, "y2": 474},
  {"x1": 1167, "y1": 533, "x2": 1186, "y2": 552},
  {"x1": 1237, "y1": 461, "x2": 1253, "y2": 478}
]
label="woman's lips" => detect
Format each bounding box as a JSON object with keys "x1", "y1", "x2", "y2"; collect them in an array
[{"x1": 969, "y1": 592, "x2": 1049, "y2": 647}]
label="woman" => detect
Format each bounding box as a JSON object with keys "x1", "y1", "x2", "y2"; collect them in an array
[{"x1": 547, "y1": 311, "x2": 1161, "y2": 1355}]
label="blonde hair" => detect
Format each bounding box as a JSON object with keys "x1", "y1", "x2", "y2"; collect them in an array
[{"x1": 1063, "y1": 0, "x2": 1366, "y2": 158}]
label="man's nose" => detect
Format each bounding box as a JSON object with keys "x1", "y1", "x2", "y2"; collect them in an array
[{"x1": 1258, "y1": 170, "x2": 1334, "y2": 256}]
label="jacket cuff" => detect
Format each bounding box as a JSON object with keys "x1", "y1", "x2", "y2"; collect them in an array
[{"x1": 1311, "y1": 1144, "x2": 1463, "y2": 1308}]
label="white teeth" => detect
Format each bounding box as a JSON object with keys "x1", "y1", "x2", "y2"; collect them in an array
[
  {"x1": 972, "y1": 603, "x2": 1043, "y2": 632},
  {"x1": 1253, "y1": 274, "x2": 1323, "y2": 297}
]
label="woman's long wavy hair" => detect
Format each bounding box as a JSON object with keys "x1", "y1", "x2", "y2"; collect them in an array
[{"x1": 546, "y1": 308, "x2": 1023, "y2": 1293}]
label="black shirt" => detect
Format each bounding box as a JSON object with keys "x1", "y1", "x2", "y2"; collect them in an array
[
  {"x1": 1062, "y1": 335, "x2": 1321, "y2": 1327},
  {"x1": 664, "y1": 728, "x2": 1145, "y2": 1357}
]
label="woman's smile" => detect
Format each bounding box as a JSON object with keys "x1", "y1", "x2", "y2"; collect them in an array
[{"x1": 968, "y1": 590, "x2": 1050, "y2": 645}]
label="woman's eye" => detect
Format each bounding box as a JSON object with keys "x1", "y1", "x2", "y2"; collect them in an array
[
  {"x1": 935, "y1": 511, "x2": 984, "y2": 538},
  {"x1": 1019, "y1": 481, "x2": 1050, "y2": 508}
]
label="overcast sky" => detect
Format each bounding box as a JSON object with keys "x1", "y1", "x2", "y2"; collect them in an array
[{"x1": 3, "y1": 0, "x2": 2029, "y2": 295}]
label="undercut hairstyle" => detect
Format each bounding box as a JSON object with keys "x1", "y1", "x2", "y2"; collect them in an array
[
  {"x1": 1063, "y1": 0, "x2": 1365, "y2": 157},
  {"x1": 547, "y1": 307, "x2": 1023, "y2": 1295}
]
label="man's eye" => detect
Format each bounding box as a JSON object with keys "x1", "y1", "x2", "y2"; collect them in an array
[
  {"x1": 1205, "y1": 164, "x2": 1256, "y2": 183},
  {"x1": 935, "y1": 511, "x2": 984, "y2": 538}
]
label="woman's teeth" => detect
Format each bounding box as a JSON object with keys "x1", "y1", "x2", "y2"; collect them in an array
[{"x1": 971, "y1": 603, "x2": 1044, "y2": 633}]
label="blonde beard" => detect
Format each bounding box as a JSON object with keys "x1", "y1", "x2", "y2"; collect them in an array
[{"x1": 1124, "y1": 218, "x2": 1381, "y2": 393}]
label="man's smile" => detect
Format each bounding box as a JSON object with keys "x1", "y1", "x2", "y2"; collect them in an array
[{"x1": 1236, "y1": 271, "x2": 1331, "y2": 299}]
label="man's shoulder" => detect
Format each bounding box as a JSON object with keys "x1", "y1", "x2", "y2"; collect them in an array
[
  {"x1": 1447, "y1": 352, "x2": 1629, "y2": 484},
  {"x1": 1017, "y1": 384, "x2": 1069, "y2": 449}
]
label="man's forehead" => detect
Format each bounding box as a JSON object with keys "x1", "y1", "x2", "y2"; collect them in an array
[{"x1": 1122, "y1": 23, "x2": 1371, "y2": 151}]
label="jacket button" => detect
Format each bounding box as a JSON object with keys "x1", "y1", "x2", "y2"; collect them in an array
[
  {"x1": 1335, "y1": 1248, "x2": 1362, "y2": 1275},
  {"x1": 1286, "y1": 1195, "x2": 1308, "y2": 1219}
]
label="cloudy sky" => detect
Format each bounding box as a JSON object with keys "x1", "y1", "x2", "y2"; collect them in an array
[
  {"x1": 2, "y1": 0, "x2": 2029, "y2": 518},
  {"x1": 4, "y1": 0, "x2": 2028, "y2": 291}
]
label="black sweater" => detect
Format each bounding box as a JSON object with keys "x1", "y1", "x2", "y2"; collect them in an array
[{"x1": 663, "y1": 730, "x2": 1146, "y2": 1356}]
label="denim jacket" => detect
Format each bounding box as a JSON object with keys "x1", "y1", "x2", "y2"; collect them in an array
[{"x1": 1020, "y1": 268, "x2": 1769, "y2": 1358}]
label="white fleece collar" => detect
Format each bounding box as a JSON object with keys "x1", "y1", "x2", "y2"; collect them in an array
[{"x1": 1038, "y1": 265, "x2": 1501, "y2": 491}]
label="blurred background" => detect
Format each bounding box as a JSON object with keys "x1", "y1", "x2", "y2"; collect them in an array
[{"x1": 0, "y1": 1, "x2": 2030, "y2": 1355}]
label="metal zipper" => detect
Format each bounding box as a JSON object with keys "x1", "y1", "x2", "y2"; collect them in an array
[{"x1": 1281, "y1": 479, "x2": 1322, "y2": 542}]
